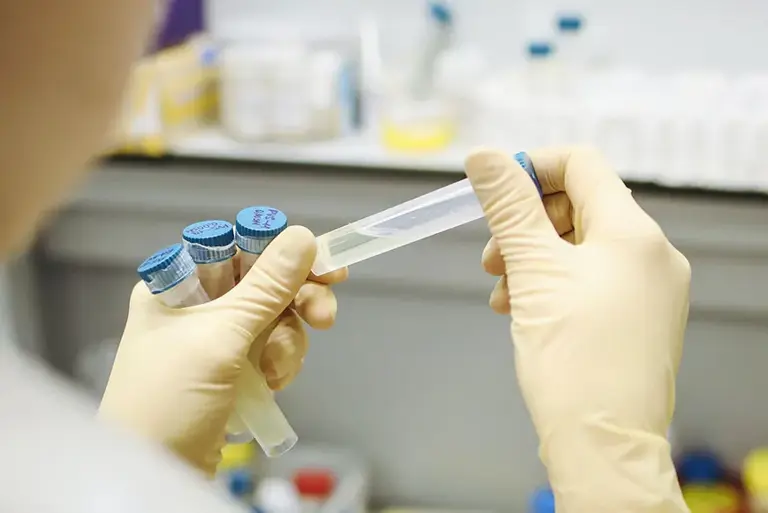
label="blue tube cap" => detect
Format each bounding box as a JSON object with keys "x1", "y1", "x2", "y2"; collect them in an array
[
  {"x1": 514, "y1": 151, "x2": 544, "y2": 197},
  {"x1": 557, "y1": 14, "x2": 583, "y2": 32},
  {"x1": 137, "y1": 243, "x2": 196, "y2": 294},
  {"x1": 530, "y1": 486, "x2": 555, "y2": 513},
  {"x1": 527, "y1": 41, "x2": 553, "y2": 58},
  {"x1": 235, "y1": 206, "x2": 288, "y2": 255},
  {"x1": 182, "y1": 220, "x2": 236, "y2": 264}
]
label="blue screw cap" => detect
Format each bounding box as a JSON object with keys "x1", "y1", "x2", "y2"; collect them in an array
[
  {"x1": 527, "y1": 41, "x2": 554, "y2": 58},
  {"x1": 235, "y1": 206, "x2": 288, "y2": 255},
  {"x1": 137, "y1": 244, "x2": 196, "y2": 294},
  {"x1": 227, "y1": 469, "x2": 254, "y2": 497},
  {"x1": 557, "y1": 14, "x2": 583, "y2": 32},
  {"x1": 530, "y1": 486, "x2": 555, "y2": 513},
  {"x1": 182, "y1": 220, "x2": 236, "y2": 264},
  {"x1": 514, "y1": 151, "x2": 544, "y2": 197}
]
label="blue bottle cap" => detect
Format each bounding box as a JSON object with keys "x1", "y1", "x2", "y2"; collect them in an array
[
  {"x1": 557, "y1": 14, "x2": 583, "y2": 32},
  {"x1": 429, "y1": 1, "x2": 453, "y2": 26},
  {"x1": 527, "y1": 41, "x2": 554, "y2": 58},
  {"x1": 137, "y1": 244, "x2": 196, "y2": 294},
  {"x1": 235, "y1": 206, "x2": 288, "y2": 255},
  {"x1": 227, "y1": 469, "x2": 254, "y2": 497},
  {"x1": 514, "y1": 151, "x2": 544, "y2": 197},
  {"x1": 530, "y1": 486, "x2": 555, "y2": 513},
  {"x1": 677, "y1": 450, "x2": 725, "y2": 484},
  {"x1": 182, "y1": 220, "x2": 236, "y2": 264}
]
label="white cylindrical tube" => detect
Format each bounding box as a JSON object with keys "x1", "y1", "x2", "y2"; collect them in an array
[
  {"x1": 182, "y1": 220, "x2": 250, "y2": 443},
  {"x1": 234, "y1": 206, "x2": 296, "y2": 457},
  {"x1": 138, "y1": 244, "x2": 210, "y2": 308}
]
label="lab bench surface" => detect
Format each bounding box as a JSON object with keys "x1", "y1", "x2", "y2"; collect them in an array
[{"x1": 18, "y1": 158, "x2": 768, "y2": 511}]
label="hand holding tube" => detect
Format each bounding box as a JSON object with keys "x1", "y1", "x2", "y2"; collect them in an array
[
  {"x1": 466, "y1": 147, "x2": 691, "y2": 513},
  {"x1": 99, "y1": 227, "x2": 346, "y2": 474}
]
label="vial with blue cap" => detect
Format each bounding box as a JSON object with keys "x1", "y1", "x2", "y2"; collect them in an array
[
  {"x1": 235, "y1": 206, "x2": 289, "y2": 277},
  {"x1": 182, "y1": 220, "x2": 237, "y2": 300},
  {"x1": 137, "y1": 243, "x2": 209, "y2": 308},
  {"x1": 183, "y1": 219, "x2": 254, "y2": 443},
  {"x1": 233, "y1": 206, "x2": 298, "y2": 458}
]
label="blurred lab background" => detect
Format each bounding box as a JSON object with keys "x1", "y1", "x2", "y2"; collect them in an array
[{"x1": 3, "y1": 0, "x2": 768, "y2": 511}]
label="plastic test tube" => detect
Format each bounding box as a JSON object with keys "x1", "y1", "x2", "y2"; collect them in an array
[
  {"x1": 312, "y1": 151, "x2": 543, "y2": 276},
  {"x1": 233, "y1": 206, "x2": 298, "y2": 457},
  {"x1": 181, "y1": 220, "x2": 251, "y2": 444},
  {"x1": 138, "y1": 243, "x2": 210, "y2": 308},
  {"x1": 235, "y1": 206, "x2": 289, "y2": 278}
]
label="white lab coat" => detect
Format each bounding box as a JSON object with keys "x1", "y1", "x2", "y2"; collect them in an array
[{"x1": 0, "y1": 344, "x2": 245, "y2": 512}]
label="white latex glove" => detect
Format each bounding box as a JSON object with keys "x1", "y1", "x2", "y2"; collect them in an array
[
  {"x1": 99, "y1": 226, "x2": 347, "y2": 475},
  {"x1": 465, "y1": 147, "x2": 691, "y2": 513}
]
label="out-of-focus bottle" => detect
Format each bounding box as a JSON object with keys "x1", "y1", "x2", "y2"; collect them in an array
[
  {"x1": 217, "y1": 442, "x2": 257, "y2": 503},
  {"x1": 182, "y1": 220, "x2": 237, "y2": 300},
  {"x1": 681, "y1": 484, "x2": 740, "y2": 513},
  {"x1": 255, "y1": 478, "x2": 302, "y2": 513},
  {"x1": 138, "y1": 244, "x2": 209, "y2": 308},
  {"x1": 529, "y1": 486, "x2": 555, "y2": 513},
  {"x1": 292, "y1": 469, "x2": 336, "y2": 513},
  {"x1": 554, "y1": 13, "x2": 586, "y2": 98},
  {"x1": 235, "y1": 206, "x2": 289, "y2": 278},
  {"x1": 744, "y1": 448, "x2": 768, "y2": 512}
]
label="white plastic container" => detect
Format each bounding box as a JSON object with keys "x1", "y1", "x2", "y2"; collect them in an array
[{"x1": 219, "y1": 42, "x2": 355, "y2": 142}]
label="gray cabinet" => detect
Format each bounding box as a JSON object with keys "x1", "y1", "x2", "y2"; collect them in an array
[{"x1": 33, "y1": 159, "x2": 768, "y2": 510}]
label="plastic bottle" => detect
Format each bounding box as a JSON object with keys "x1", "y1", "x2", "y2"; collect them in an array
[
  {"x1": 677, "y1": 450, "x2": 725, "y2": 485},
  {"x1": 554, "y1": 13, "x2": 585, "y2": 98},
  {"x1": 137, "y1": 244, "x2": 209, "y2": 308},
  {"x1": 529, "y1": 486, "x2": 555, "y2": 513},
  {"x1": 217, "y1": 442, "x2": 257, "y2": 502},
  {"x1": 254, "y1": 478, "x2": 302, "y2": 513},
  {"x1": 235, "y1": 206, "x2": 289, "y2": 278},
  {"x1": 523, "y1": 41, "x2": 561, "y2": 147},
  {"x1": 293, "y1": 469, "x2": 336, "y2": 513},
  {"x1": 182, "y1": 220, "x2": 237, "y2": 300},
  {"x1": 744, "y1": 448, "x2": 768, "y2": 512}
]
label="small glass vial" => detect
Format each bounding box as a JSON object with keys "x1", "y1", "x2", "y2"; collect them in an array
[
  {"x1": 235, "y1": 206, "x2": 289, "y2": 277},
  {"x1": 137, "y1": 244, "x2": 209, "y2": 308},
  {"x1": 182, "y1": 220, "x2": 237, "y2": 300},
  {"x1": 182, "y1": 220, "x2": 252, "y2": 443}
]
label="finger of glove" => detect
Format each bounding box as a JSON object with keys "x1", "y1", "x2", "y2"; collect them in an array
[
  {"x1": 309, "y1": 267, "x2": 349, "y2": 285},
  {"x1": 529, "y1": 147, "x2": 659, "y2": 241},
  {"x1": 465, "y1": 149, "x2": 560, "y2": 277},
  {"x1": 481, "y1": 192, "x2": 573, "y2": 277},
  {"x1": 251, "y1": 309, "x2": 307, "y2": 389},
  {"x1": 294, "y1": 281, "x2": 338, "y2": 330},
  {"x1": 222, "y1": 226, "x2": 316, "y2": 336},
  {"x1": 489, "y1": 276, "x2": 511, "y2": 315}
]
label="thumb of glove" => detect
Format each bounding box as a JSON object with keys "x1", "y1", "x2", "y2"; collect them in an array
[
  {"x1": 219, "y1": 225, "x2": 317, "y2": 337},
  {"x1": 465, "y1": 149, "x2": 559, "y2": 277}
]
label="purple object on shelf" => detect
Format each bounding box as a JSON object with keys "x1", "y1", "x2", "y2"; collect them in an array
[{"x1": 154, "y1": 0, "x2": 204, "y2": 50}]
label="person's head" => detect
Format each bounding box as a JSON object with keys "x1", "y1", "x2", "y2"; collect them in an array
[{"x1": 0, "y1": 0, "x2": 159, "y2": 257}]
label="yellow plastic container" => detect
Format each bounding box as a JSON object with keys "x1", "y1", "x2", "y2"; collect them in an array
[
  {"x1": 745, "y1": 448, "x2": 768, "y2": 512},
  {"x1": 379, "y1": 92, "x2": 456, "y2": 152},
  {"x1": 217, "y1": 441, "x2": 256, "y2": 473},
  {"x1": 682, "y1": 484, "x2": 739, "y2": 513}
]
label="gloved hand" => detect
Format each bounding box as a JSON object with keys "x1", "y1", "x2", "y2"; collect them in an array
[
  {"x1": 99, "y1": 226, "x2": 347, "y2": 475},
  {"x1": 465, "y1": 148, "x2": 691, "y2": 513}
]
